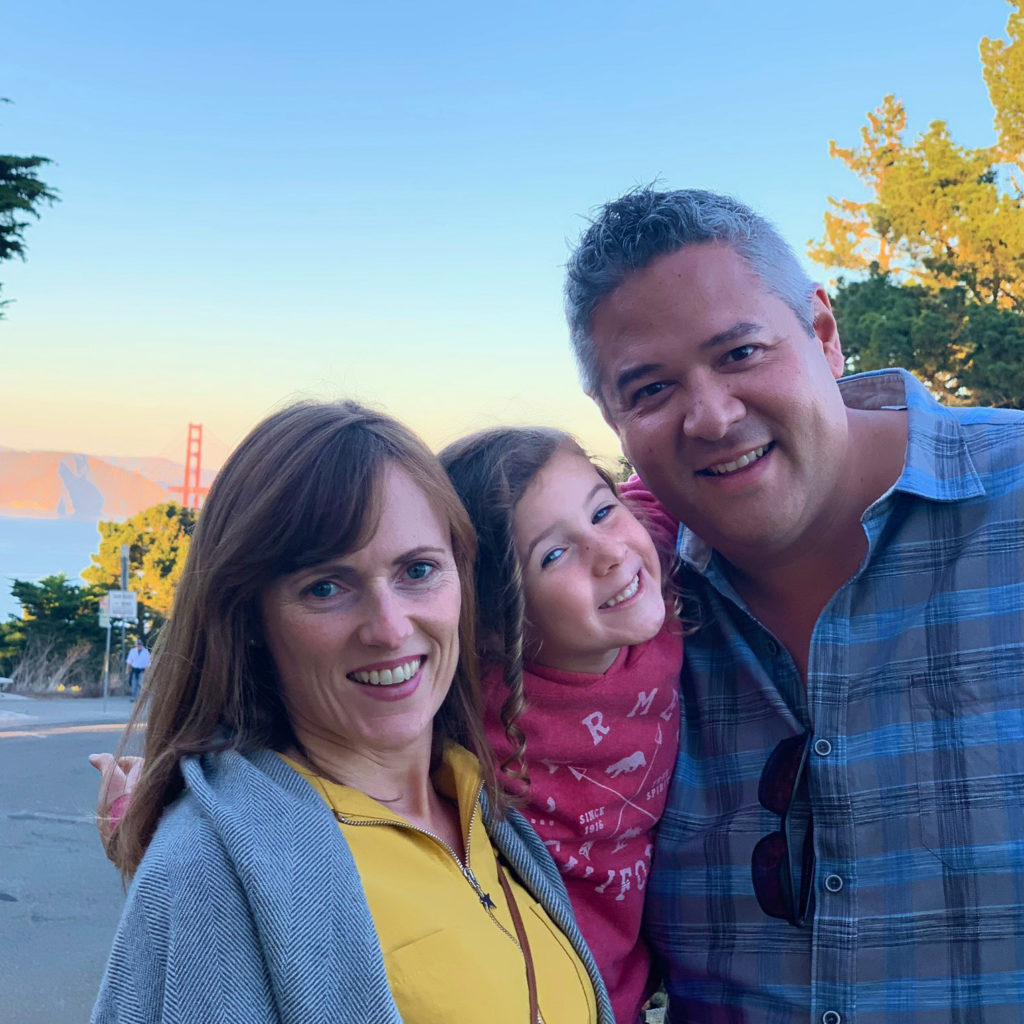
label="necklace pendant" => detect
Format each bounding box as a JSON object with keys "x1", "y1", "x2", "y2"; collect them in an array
[{"x1": 480, "y1": 891, "x2": 495, "y2": 909}]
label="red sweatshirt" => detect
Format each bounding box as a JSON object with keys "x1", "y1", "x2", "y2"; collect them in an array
[{"x1": 483, "y1": 619, "x2": 683, "y2": 1024}]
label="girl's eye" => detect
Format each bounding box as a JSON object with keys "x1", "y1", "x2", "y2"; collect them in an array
[
  {"x1": 406, "y1": 561, "x2": 435, "y2": 581},
  {"x1": 592, "y1": 503, "x2": 616, "y2": 524},
  {"x1": 540, "y1": 547, "x2": 566, "y2": 569},
  {"x1": 308, "y1": 581, "x2": 340, "y2": 599}
]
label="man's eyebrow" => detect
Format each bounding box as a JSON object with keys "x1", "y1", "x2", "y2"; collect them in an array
[
  {"x1": 610, "y1": 321, "x2": 763, "y2": 398},
  {"x1": 613, "y1": 362, "x2": 663, "y2": 398},
  {"x1": 701, "y1": 321, "x2": 761, "y2": 351}
]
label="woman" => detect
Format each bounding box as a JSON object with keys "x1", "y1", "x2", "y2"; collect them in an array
[{"x1": 92, "y1": 400, "x2": 613, "y2": 1024}]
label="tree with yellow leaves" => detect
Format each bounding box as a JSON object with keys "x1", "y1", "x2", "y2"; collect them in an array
[
  {"x1": 815, "y1": 0, "x2": 1024, "y2": 407},
  {"x1": 82, "y1": 503, "x2": 197, "y2": 639},
  {"x1": 812, "y1": 1, "x2": 1024, "y2": 310}
]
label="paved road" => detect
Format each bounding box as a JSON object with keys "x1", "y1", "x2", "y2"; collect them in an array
[{"x1": 0, "y1": 695, "x2": 138, "y2": 1024}]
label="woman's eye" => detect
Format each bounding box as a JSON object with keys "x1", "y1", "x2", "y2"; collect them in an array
[
  {"x1": 540, "y1": 547, "x2": 566, "y2": 568},
  {"x1": 592, "y1": 503, "x2": 616, "y2": 524},
  {"x1": 406, "y1": 561, "x2": 435, "y2": 581},
  {"x1": 308, "y1": 581, "x2": 340, "y2": 599}
]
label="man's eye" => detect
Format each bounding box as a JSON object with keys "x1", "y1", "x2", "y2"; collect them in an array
[
  {"x1": 406, "y1": 561, "x2": 435, "y2": 581},
  {"x1": 724, "y1": 344, "x2": 757, "y2": 363},
  {"x1": 308, "y1": 581, "x2": 339, "y2": 599},
  {"x1": 592, "y1": 503, "x2": 616, "y2": 524},
  {"x1": 540, "y1": 547, "x2": 566, "y2": 568},
  {"x1": 631, "y1": 381, "x2": 668, "y2": 405}
]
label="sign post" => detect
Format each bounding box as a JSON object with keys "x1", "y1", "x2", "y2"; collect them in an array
[
  {"x1": 107, "y1": 590, "x2": 138, "y2": 621},
  {"x1": 100, "y1": 595, "x2": 111, "y2": 710},
  {"x1": 119, "y1": 546, "x2": 130, "y2": 691},
  {"x1": 103, "y1": 589, "x2": 138, "y2": 708}
]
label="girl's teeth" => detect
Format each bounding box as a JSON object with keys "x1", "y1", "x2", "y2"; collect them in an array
[
  {"x1": 351, "y1": 659, "x2": 421, "y2": 686},
  {"x1": 602, "y1": 574, "x2": 640, "y2": 608}
]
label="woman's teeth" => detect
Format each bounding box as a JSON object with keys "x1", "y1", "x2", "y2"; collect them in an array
[
  {"x1": 602, "y1": 574, "x2": 640, "y2": 609},
  {"x1": 707, "y1": 445, "x2": 769, "y2": 476},
  {"x1": 350, "y1": 659, "x2": 422, "y2": 686}
]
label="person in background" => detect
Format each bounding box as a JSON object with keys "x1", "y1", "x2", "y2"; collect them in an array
[
  {"x1": 91, "y1": 400, "x2": 612, "y2": 1024},
  {"x1": 125, "y1": 639, "x2": 150, "y2": 700},
  {"x1": 564, "y1": 184, "x2": 1024, "y2": 1023}
]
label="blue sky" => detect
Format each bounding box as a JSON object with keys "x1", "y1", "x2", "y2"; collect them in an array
[{"x1": 1, "y1": 0, "x2": 1011, "y2": 465}]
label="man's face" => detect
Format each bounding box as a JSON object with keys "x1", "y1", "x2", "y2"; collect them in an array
[{"x1": 589, "y1": 242, "x2": 850, "y2": 564}]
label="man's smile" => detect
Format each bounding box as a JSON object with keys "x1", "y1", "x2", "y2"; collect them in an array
[{"x1": 699, "y1": 443, "x2": 773, "y2": 477}]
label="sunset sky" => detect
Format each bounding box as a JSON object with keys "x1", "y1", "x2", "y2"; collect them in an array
[{"x1": 2, "y1": 0, "x2": 1009, "y2": 468}]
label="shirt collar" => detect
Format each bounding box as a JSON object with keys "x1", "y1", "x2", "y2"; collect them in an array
[{"x1": 677, "y1": 368, "x2": 985, "y2": 574}]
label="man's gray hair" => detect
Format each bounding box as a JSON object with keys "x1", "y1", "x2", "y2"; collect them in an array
[{"x1": 564, "y1": 186, "x2": 816, "y2": 395}]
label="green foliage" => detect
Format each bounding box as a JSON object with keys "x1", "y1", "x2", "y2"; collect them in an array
[
  {"x1": 832, "y1": 268, "x2": 1024, "y2": 408},
  {"x1": 82, "y1": 503, "x2": 197, "y2": 638},
  {"x1": 0, "y1": 99, "x2": 59, "y2": 315},
  {"x1": 0, "y1": 618, "x2": 22, "y2": 677},
  {"x1": 0, "y1": 574, "x2": 104, "y2": 677},
  {"x1": 812, "y1": 3, "x2": 1024, "y2": 310}
]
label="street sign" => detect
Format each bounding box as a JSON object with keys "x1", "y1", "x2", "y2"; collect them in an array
[{"x1": 107, "y1": 589, "x2": 138, "y2": 621}]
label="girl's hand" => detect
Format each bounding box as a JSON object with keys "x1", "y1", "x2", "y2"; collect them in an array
[{"x1": 89, "y1": 753, "x2": 143, "y2": 857}]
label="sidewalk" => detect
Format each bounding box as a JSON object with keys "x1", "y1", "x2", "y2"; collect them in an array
[{"x1": 0, "y1": 691, "x2": 136, "y2": 732}]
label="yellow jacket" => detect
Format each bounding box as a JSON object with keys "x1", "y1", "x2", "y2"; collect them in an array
[{"x1": 285, "y1": 745, "x2": 598, "y2": 1024}]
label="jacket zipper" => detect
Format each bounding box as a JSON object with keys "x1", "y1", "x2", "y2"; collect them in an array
[{"x1": 332, "y1": 783, "x2": 522, "y2": 949}]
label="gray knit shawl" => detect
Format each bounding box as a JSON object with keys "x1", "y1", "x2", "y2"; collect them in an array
[{"x1": 91, "y1": 746, "x2": 615, "y2": 1024}]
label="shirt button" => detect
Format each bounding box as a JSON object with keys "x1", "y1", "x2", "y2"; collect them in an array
[
  {"x1": 822, "y1": 1013, "x2": 842, "y2": 1024},
  {"x1": 824, "y1": 874, "x2": 844, "y2": 893},
  {"x1": 766, "y1": 638, "x2": 779, "y2": 656},
  {"x1": 814, "y1": 738, "x2": 832, "y2": 757}
]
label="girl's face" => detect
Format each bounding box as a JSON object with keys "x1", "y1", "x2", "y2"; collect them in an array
[{"x1": 513, "y1": 448, "x2": 666, "y2": 674}]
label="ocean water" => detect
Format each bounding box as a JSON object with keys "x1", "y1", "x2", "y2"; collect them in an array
[{"x1": 0, "y1": 517, "x2": 102, "y2": 619}]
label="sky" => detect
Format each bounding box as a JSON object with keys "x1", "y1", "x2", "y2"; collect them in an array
[{"x1": 1, "y1": 0, "x2": 1013, "y2": 468}]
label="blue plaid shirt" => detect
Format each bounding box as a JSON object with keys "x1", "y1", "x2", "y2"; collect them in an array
[{"x1": 648, "y1": 369, "x2": 1024, "y2": 1024}]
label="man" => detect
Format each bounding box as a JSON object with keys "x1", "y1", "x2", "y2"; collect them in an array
[
  {"x1": 565, "y1": 187, "x2": 1024, "y2": 1023},
  {"x1": 126, "y1": 640, "x2": 150, "y2": 700}
]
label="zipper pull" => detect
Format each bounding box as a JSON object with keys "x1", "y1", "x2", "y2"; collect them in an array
[{"x1": 464, "y1": 865, "x2": 495, "y2": 909}]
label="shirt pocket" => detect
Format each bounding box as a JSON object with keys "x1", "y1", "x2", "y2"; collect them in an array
[{"x1": 910, "y1": 669, "x2": 1024, "y2": 872}]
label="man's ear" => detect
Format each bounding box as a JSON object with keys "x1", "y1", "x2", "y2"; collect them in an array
[{"x1": 811, "y1": 285, "x2": 845, "y2": 380}]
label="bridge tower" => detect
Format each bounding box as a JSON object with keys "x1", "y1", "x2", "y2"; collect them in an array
[{"x1": 170, "y1": 423, "x2": 210, "y2": 508}]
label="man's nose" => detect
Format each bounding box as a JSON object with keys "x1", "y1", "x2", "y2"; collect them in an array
[
  {"x1": 357, "y1": 586, "x2": 414, "y2": 648},
  {"x1": 682, "y1": 381, "x2": 744, "y2": 441}
]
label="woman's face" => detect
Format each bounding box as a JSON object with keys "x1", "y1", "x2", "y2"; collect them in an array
[{"x1": 260, "y1": 465, "x2": 462, "y2": 764}]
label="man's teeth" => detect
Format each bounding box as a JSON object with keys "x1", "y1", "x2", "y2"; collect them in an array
[
  {"x1": 602, "y1": 574, "x2": 640, "y2": 609},
  {"x1": 351, "y1": 659, "x2": 422, "y2": 686},
  {"x1": 707, "y1": 445, "x2": 768, "y2": 476}
]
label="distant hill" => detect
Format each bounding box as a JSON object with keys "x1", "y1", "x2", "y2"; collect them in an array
[{"x1": 0, "y1": 449, "x2": 216, "y2": 521}]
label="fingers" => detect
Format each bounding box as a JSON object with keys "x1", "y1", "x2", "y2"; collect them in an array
[
  {"x1": 89, "y1": 752, "x2": 115, "y2": 775},
  {"x1": 90, "y1": 752, "x2": 134, "y2": 808},
  {"x1": 122, "y1": 757, "x2": 144, "y2": 789}
]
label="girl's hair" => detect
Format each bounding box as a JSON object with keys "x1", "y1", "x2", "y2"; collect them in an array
[
  {"x1": 439, "y1": 427, "x2": 616, "y2": 786},
  {"x1": 110, "y1": 400, "x2": 495, "y2": 878}
]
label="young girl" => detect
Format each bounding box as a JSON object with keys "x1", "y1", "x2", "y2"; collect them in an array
[{"x1": 440, "y1": 427, "x2": 683, "y2": 1024}]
